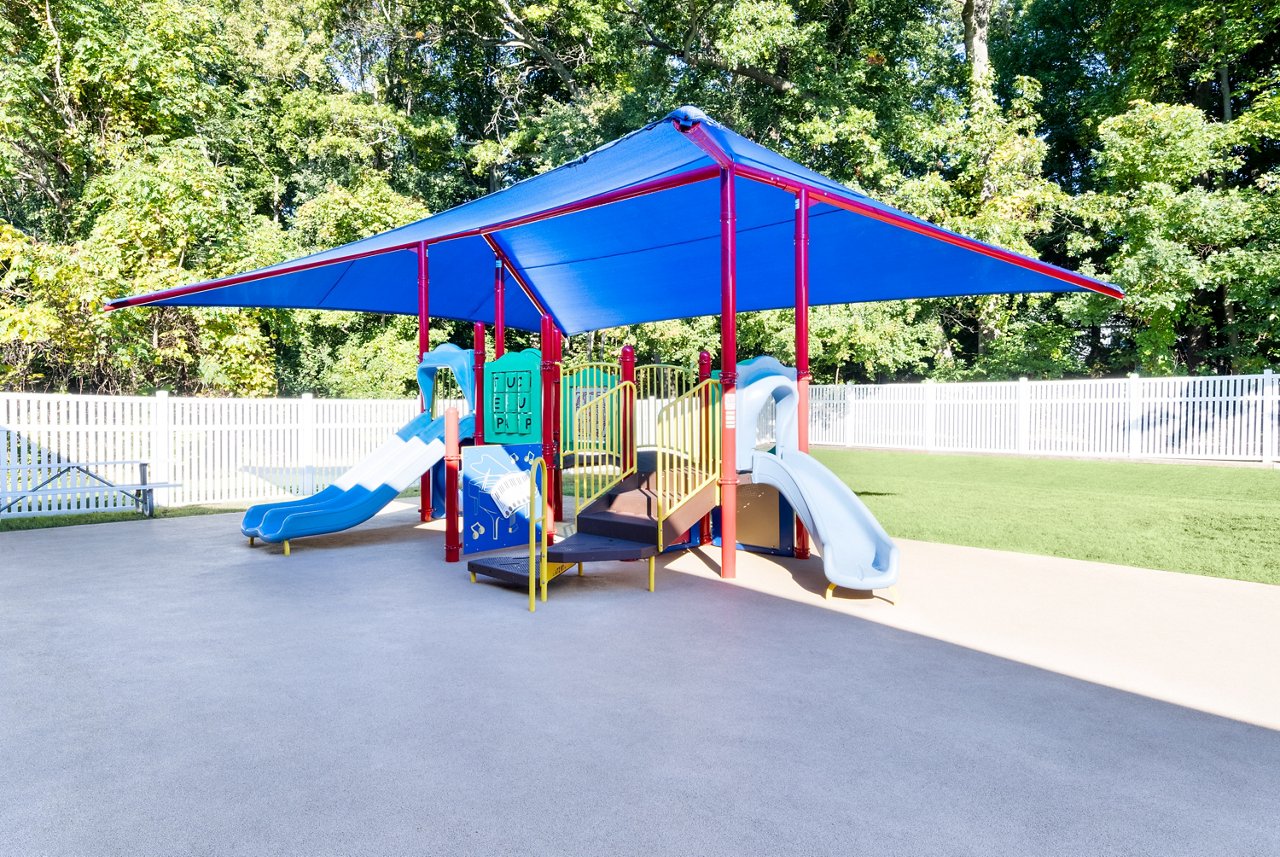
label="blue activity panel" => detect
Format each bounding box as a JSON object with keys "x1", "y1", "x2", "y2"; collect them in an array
[{"x1": 461, "y1": 443, "x2": 543, "y2": 555}]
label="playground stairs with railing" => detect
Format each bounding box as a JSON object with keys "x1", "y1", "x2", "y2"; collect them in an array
[
  {"x1": 467, "y1": 372, "x2": 721, "y2": 605},
  {"x1": 464, "y1": 450, "x2": 718, "y2": 583}
]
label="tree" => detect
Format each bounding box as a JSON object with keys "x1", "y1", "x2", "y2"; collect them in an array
[{"x1": 1070, "y1": 100, "x2": 1280, "y2": 373}]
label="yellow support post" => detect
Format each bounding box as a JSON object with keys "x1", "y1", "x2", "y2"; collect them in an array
[
  {"x1": 825, "y1": 583, "x2": 836, "y2": 600},
  {"x1": 283, "y1": 540, "x2": 291, "y2": 557},
  {"x1": 528, "y1": 457, "x2": 550, "y2": 613},
  {"x1": 248, "y1": 536, "x2": 255, "y2": 547},
  {"x1": 648, "y1": 556, "x2": 655, "y2": 592}
]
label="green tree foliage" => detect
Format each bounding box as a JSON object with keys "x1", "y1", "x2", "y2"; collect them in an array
[
  {"x1": 1070, "y1": 101, "x2": 1280, "y2": 373},
  {"x1": 1, "y1": 0, "x2": 1277, "y2": 395}
]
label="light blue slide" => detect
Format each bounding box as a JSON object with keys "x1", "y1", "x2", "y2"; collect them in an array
[
  {"x1": 750, "y1": 447, "x2": 899, "y2": 591},
  {"x1": 242, "y1": 344, "x2": 476, "y2": 547},
  {"x1": 736, "y1": 355, "x2": 899, "y2": 591}
]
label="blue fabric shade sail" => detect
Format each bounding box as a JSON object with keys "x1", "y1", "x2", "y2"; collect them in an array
[{"x1": 106, "y1": 107, "x2": 1120, "y2": 334}]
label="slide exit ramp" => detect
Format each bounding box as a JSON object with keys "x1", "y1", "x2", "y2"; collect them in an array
[{"x1": 750, "y1": 449, "x2": 899, "y2": 592}]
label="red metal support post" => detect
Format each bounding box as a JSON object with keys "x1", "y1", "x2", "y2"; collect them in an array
[
  {"x1": 417, "y1": 240, "x2": 432, "y2": 523},
  {"x1": 718, "y1": 167, "x2": 738, "y2": 579},
  {"x1": 494, "y1": 257, "x2": 506, "y2": 357},
  {"x1": 444, "y1": 408, "x2": 461, "y2": 562},
  {"x1": 794, "y1": 189, "x2": 812, "y2": 560},
  {"x1": 620, "y1": 344, "x2": 636, "y2": 468},
  {"x1": 539, "y1": 313, "x2": 556, "y2": 541},
  {"x1": 697, "y1": 350, "x2": 714, "y2": 546},
  {"x1": 551, "y1": 327, "x2": 564, "y2": 521},
  {"x1": 473, "y1": 322, "x2": 486, "y2": 446}
]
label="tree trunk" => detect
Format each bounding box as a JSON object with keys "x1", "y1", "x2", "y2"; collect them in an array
[
  {"x1": 1220, "y1": 64, "x2": 1233, "y2": 121},
  {"x1": 962, "y1": 0, "x2": 993, "y2": 86}
]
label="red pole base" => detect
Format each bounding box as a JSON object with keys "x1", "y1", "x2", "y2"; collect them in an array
[{"x1": 794, "y1": 523, "x2": 811, "y2": 560}]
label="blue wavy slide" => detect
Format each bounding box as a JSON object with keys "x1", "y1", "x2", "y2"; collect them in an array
[{"x1": 242, "y1": 411, "x2": 474, "y2": 546}]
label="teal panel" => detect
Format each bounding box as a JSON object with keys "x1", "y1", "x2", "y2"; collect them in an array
[{"x1": 485, "y1": 349, "x2": 542, "y2": 445}]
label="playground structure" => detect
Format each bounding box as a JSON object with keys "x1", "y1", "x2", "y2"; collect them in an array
[
  {"x1": 462, "y1": 347, "x2": 898, "y2": 607},
  {"x1": 107, "y1": 105, "x2": 1121, "y2": 608},
  {"x1": 232, "y1": 330, "x2": 898, "y2": 606}
]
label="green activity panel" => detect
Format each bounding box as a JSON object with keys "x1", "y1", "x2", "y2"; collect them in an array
[{"x1": 485, "y1": 349, "x2": 542, "y2": 445}]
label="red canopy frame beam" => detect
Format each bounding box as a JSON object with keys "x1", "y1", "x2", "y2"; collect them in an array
[
  {"x1": 105, "y1": 166, "x2": 723, "y2": 315},
  {"x1": 730, "y1": 163, "x2": 1123, "y2": 299}
]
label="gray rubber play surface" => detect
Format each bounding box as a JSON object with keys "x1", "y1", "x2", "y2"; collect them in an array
[{"x1": 2, "y1": 510, "x2": 1277, "y2": 855}]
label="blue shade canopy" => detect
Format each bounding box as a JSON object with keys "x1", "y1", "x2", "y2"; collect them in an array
[{"x1": 107, "y1": 107, "x2": 1120, "y2": 334}]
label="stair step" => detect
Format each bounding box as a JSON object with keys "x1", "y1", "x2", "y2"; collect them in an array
[
  {"x1": 467, "y1": 555, "x2": 542, "y2": 585},
  {"x1": 546, "y1": 532, "x2": 657, "y2": 563},
  {"x1": 468, "y1": 555, "x2": 574, "y2": 586},
  {"x1": 577, "y1": 509, "x2": 660, "y2": 544}
]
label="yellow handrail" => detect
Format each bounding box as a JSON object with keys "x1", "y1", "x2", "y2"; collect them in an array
[
  {"x1": 527, "y1": 457, "x2": 550, "y2": 612},
  {"x1": 654, "y1": 380, "x2": 721, "y2": 550},
  {"x1": 566, "y1": 381, "x2": 637, "y2": 517}
]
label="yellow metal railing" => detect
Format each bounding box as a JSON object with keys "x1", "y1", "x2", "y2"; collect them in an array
[
  {"x1": 567, "y1": 381, "x2": 637, "y2": 517},
  {"x1": 635, "y1": 364, "x2": 694, "y2": 400},
  {"x1": 635, "y1": 364, "x2": 695, "y2": 449},
  {"x1": 654, "y1": 380, "x2": 721, "y2": 549}
]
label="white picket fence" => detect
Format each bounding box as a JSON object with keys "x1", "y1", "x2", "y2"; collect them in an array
[
  {"x1": 835, "y1": 371, "x2": 1279, "y2": 463},
  {"x1": 3, "y1": 371, "x2": 1276, "y2": 518},
  {"x1": 1, "y1": 393, "x2": 467, "y2": 518}
]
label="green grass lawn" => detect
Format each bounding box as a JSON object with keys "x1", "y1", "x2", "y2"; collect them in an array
[{"x1": 813, "y1": 448, "x2": 1280, "y2": 585}]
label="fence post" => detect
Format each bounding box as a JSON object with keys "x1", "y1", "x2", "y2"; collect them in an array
[
  {"x1": 1264, "y1": 369, "x2": 1276, "y2": 466},
  {"x1": 923, "y1": 381, "x2": 937, "y2": 452},
  {"x1": 844, "y1": 384, "x2": 855, "y2": 447},
  {"x1": 301, "y1": 393, "x2": 317, "y2": 495},
  {"x1": 152, "y1": 391, "x2": 171, "y2": 507},
  {"x1": 1126, "y1": 373, "x2": 1141, "y2": 459},
  {"x1": 1016, "y1": 377, "x2": 1030, "y2": 454}
]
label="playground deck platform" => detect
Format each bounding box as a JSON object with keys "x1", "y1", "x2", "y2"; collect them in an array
[{"x1": 3, "y1": 505, "x2": 1278, "y2": 855}]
